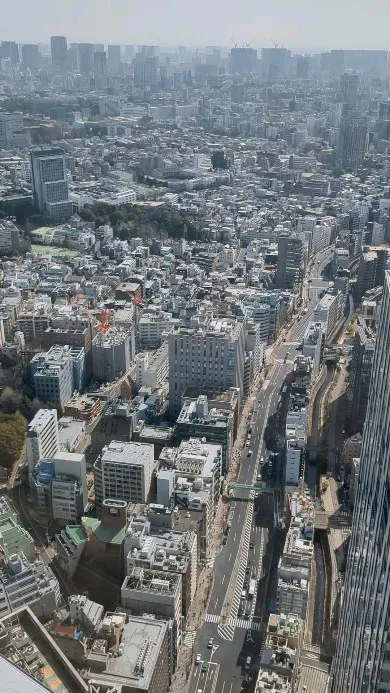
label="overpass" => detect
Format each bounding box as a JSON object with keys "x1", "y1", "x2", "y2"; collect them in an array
[{"x1": 226, "y1": 482, "x2": 281, "y2": 527}]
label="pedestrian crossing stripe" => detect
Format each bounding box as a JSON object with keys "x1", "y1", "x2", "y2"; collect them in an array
[
  {"x1": 183, "y1": 631, "x2": 197, "y2": 646},
  {"x1": 204, "y1": 614, "x2": 262, "y2": 631}
]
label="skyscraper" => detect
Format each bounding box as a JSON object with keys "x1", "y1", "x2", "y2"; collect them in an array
[
  {"x1": 93, "y1": 50, "x2": 107, "y2": 77},
  {"x1": 31, "y1": 149, "x2": 72, "y2": 220},
  {"x1": 108, "y1": 44, "x2": 121, "y2": 74},
  {"x1": 337, "y1": 113, "x2": 367, "y2": 171},
  {"x1": 1, "y1": 41, "x2": 19, "y2": 65},
  {"x1": 230, "y1": 47, "x2": 258, "y2": 74},
  {"x1": 296, "y1": 56, "x2": 310, "y2": 79},
  {"x1": 340, "y1": 72, "x2": 359, "y2": 104},
  {"x1": 332, "y1": 270, "x2": 390, "y2": 692},
  {"x1": 21, "y1": 44, "x2": 40, "y2": 70},
  {"x1": 133, "y1": 53, "x2": 158, "y2": 88},
  {"x1": 262, "y1": 47, "x2": 291, "y2": 78},
  {"x1": 78, "y1": 43, "x2": 93, "y2": 74},
  {"x1": 329, "y1": 49, "x2": 345, "y2": 76},
  {"x1": 50, "y1": 36, "x2": 67, "y2": 70}
]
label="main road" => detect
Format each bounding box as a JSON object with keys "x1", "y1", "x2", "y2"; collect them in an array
[{"x1": 186, "y1": 247, "x2": 334, "y2": 693}]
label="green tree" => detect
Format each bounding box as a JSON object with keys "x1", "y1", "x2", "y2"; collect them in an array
[
  {"x1": 0, "y1": 387, "x2": 21, "y2": 414},
  {"x1": 0, "y1": 423, "x2": 23, "y2": 468}
]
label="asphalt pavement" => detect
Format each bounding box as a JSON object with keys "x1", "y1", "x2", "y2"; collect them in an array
[{"x1": 185, "y1": 248, "x2": 334, "y2": 693}]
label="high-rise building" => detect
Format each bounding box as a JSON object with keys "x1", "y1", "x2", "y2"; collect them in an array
[
  {"x1": 124, "y1": 44, "x2": 134, "y2": 62},
  {"x1": 50, "y1": 36, "x2": 67, "y2": 70},
  {"x1": 92, "y1": 327, "x2": 132, "y2": 382},
  {"x1": 133, "y1": 54, "x2": 158, "y2": 88},
  {"x1": 331, "y1": 270, "x2": 390, "y2": 692},
  {"x1": 356, "y1": 245, "x2": 388, "y2": 300},
  {"x1": 0, "y1": 111, "x2": 30, "y2": 148},
  {"x1": 78, "y1": 43, "x2": 93, "y2": 74},
  {"x1": 340, "y1": 71, "x2": 359, "y2": 104},
  {"x1": 94, "y1": 441, "x2": 155, "y2": 512},
  {"x1": 262, "y1": 47, "x2": 291, "y2": 77},
  {"x1": 329, "y1": 49, "x2": 345, "y2": 76},
  {"x1": 168, "y1": 316, "x2": 245, "y2": 417},
  {"x1": 276, "y1": 233, "x2": 305, "y2": 290},
  {"x1": 1, "y1": 41, "x2": 19, "y2": 64},
  {"x1": 296, "y1": 55, "x2": 310, "y2": 79},
  {"x1": 21, "y1": 44, "x2": 40, "y2": 70},
  {"x1": 30, "y1": 148, "x2": 72, "y2": 220},
  {"x1": 337, "y1": 113, "x2": 367, "y2": 171},
  {"x1": 93, "y1": 50, "x2": 107, "y2": 77},
  {"x1": 346, "y1": 319, "x2": 375, "y2": 434},
  {"x1": 230, "y1": 47, "x2": 257, "y2": 74},
  {"x1": 107, "y1": 44, "x2": 121, "y2": 73},
  {"x1": 26, "y1": 409, "x2": 59, "y2": 475}
]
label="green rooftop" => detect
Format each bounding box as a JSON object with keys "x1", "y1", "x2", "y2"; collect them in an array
[{"x1": 66, "y1": 525, "x2": 87, "y2": 546}]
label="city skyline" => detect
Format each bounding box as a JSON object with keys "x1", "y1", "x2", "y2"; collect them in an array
[{"x1": 1, "y1": 0, "x2": 390, "y2": 52}]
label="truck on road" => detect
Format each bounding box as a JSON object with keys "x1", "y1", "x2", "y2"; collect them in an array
[{"x1": 248, "y1": 578, "x2": 256, "y2": 599}]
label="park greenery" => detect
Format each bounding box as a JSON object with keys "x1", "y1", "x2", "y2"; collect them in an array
[
  {"x1": 78, "y1": 201, "x2": 209, "y2": 243},
  {"x1": 0, "y1": 387, "x2": 48, "y2": 470}
]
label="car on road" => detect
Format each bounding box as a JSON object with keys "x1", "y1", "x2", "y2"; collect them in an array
[
  {"x1": 227, "y1": 520, "x2": 232, "y2": 529},
  {"x1": 238, "y1": 607, "x2": 244, "y2": 616},
  {"x1": 337, "y1": 475, "x2": 341, "y2": 482},
  {"x1": 241, "y1": 589, "x2": 247, "y2": 599},
  {"x1": 245, "y1": 565, "x2": 251, "y2": 574},
  {"x1": 243, "y1": 581, "x2": 249, "y2": 589},
  {"x1": 247, "y1": 449, "x2": 252, "y2": 457},
  {"x1": 195, "y1": 654, "x2": 201, "y2": 665},
  {"x1": 249, "y1": 542, "x2": 254, "y2": 549},
  {"x1": 201, "y1": 661, "x2": 209, "y2": 672},
  {"x1": 207, "y1": 638, "x2": 214, "y2": 649},
  {"x1": 245, "y1": 440, "x2": 250, "y2": 447},
  {"x1": 244, "y1": 612, "x2": 250, "y2": 619},
  {"x1": 222, "y1": 537, "x2": 227, "y2": 545}
]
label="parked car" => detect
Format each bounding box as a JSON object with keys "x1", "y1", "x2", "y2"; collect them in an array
[{"x1": 195, "y1": 654, "x2": 201, "y2": 665}]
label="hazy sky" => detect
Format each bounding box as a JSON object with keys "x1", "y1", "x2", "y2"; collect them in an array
[{"x1": 2, "y1": 0, "x2": 390, "y2": 52}]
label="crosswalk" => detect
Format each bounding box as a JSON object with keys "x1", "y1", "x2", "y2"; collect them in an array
[
  {"x1": 206, "y1": 613, "x2": 262, "y2": 633},
  {"x1": 183, "y1": 630, "x2": 197, "y2": 647},
  {"x1": 205, "y1": 613, "x2": 220, "y2": 623}
]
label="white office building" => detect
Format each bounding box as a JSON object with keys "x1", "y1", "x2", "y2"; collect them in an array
[
  {"x1": 302, "y1": 322, "x2": 325, "y2": 376},
  {"x1": 30, "y1": 148, "x2": 72, "y2": 220},
  {"x1": 313, "y1": 291, "x2": 343, "y2": 337},
  {"x1": 0, "y1": 111, "x2": 30, "y2": 148},
  {"x1": 26, "y1": 409, "x2": 59, "y2": 474},
  {"x1": 94, "y1": 441, "x2": 155, "y2": 511},
  {"x1": 32, "y1": 346, "x2": 74, "y2": 408},
  {"x1": 168, "y1": 315, "x2": 245, "y2": 416}
]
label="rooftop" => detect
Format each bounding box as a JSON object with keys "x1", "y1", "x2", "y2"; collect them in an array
[
  {"x1": 0, "y1": 606, "x2": 88, "y2": 693},
  {"x1": 86, "y1": 614, "x2": 168, "y2": 690}
]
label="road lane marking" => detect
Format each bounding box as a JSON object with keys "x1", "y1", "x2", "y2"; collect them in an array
[
  {"x1": 229, "y1": 552, "x2": 232, "y2": 561},
  {"x1": 221, "y1": 574, "x2": 225, "y2": 585}
]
